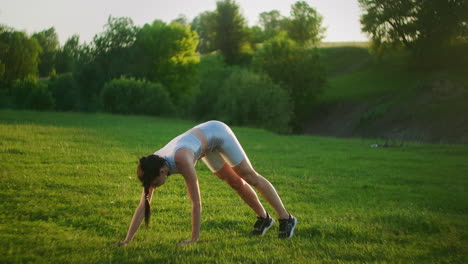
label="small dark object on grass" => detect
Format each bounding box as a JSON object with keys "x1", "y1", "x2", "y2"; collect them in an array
[{"x1": 370, "y1": 139, "x2": 405, "y2": 148}]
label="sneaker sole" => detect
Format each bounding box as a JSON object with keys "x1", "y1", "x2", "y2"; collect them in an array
[{"x1": 261, "y1": 218, "x2": 275, "y2": 235}]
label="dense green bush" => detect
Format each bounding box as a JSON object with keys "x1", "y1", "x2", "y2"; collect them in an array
[
  {"x1": 47, "y1": 73, "x2": 80, "y2": 111},
  {"x1": 190, "y1": 54, "x2": 232, "y2": 120},
  {"x1": 253, "y1": 34, "x2": 326, "y2": 130},
  {"x1": 215, "y1": 68, "x2": 293, "y2": 134},
  {"x1": 11, "y1": 77, "x2": 55, "y2": 110},
  {"x1": 100, "y1": 77, "x2": 175, "y2": 116},
  {"x1": 0, "y1": 89, "x2": 13, "y2": 109},
  {"x1": 192, "y1": 54, "x2": 293, "y2": 133},
  {"x1": 414, "y1": 41, "x2": 468, "y2": 69}
]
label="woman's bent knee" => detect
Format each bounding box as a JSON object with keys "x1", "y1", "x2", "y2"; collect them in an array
[
  {"x1": 233, "y1": 161, "x2": 260, "y2": 186},
  {"x1": 238, "y1": 172, "x2": 260, "y2": 186},
  {"x1": 226, "y1": 177, "x2": 245, "y2": 190},
  {"x1": 215, "y1": 163, "x2": 247, "y2": 190}
]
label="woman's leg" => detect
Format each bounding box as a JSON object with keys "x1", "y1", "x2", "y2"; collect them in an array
[
  {"x1": 233, "y1": 159, "x2": 289, "y2": 219},
  {"x1": 215, "y1": 163, "x2": 267, "y2": 218},
  {"x1": 202, "y1": 151, "x2": 267, "y2": 218},
  {"x1": 210, "y1": 122, "x2": 289, "y2": 219},
  {"x1": 200, "y1": 121, "x2": 295, "y2": 237}
]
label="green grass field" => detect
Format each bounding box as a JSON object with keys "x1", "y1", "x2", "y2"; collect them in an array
[{"x1": 1, "y1": 110, "x2": 467, "y2": 263}]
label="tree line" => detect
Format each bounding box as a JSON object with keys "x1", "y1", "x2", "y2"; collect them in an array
[
  {"x1": 359, "y1": 0, "x2": 468, "y2": 65},
  {"x1": 1, "y1": 0, "x2": 467, "y2": 133},
  {"x1": 1, "y1": 1, "x2": 327, "y2": 133}
]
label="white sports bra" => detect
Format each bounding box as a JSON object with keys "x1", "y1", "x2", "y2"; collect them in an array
[{"x1": 154, "y1": 132, "x2": 202, "y2": 174}]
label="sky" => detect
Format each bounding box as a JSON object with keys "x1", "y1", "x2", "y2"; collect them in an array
[{"x1": 0, "y1": 0, "x2": 368, "y2": 45}]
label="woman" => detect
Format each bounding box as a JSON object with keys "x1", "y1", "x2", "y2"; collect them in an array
[{"x1": 117, "y1": 121, "x2": 297, "y2": 246}]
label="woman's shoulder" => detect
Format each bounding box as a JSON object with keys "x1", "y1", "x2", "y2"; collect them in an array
[{"x1": 174, "y1": 147, "x2": 195, "y2": 164}]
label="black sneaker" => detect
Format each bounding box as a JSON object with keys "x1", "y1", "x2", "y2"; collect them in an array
[
  {"x1": 278, "y1": 214, "x2": 297, "y2": 238},
  {"x1": 251, "y1": 213, "x2": 275, "y2": 235}
]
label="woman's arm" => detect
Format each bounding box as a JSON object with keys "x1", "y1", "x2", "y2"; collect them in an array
[
  {"x1": 117, "y1": 188, "x2": 155, "y2": 246},
  {"x1": 176, "y1": 149, "x2": 202, "y2": 245}
]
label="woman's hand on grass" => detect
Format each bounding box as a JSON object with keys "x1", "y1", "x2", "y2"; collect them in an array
[
  {"x1": 178, "y1": 238, "x2": 198, "y2": 247},
  {"x1": 116, "y1": 240, "x2": 130, "y2": 247}
]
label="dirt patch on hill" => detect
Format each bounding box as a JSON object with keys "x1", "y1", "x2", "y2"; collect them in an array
[{"x1": 304, "y1": 78, "x2": 468, "y2": 143}]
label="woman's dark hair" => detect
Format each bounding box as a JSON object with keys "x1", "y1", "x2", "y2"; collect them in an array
[{"x1": 138, "y1": 154, "x2": 166, "y2": 227}]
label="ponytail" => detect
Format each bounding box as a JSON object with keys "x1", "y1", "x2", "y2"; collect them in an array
[
  {"x1": 144, "y1": 185, "x2": 151, "y2": 228},
  {"x1": 138, "y1": 154, "x2": 166, "y2": 228}
]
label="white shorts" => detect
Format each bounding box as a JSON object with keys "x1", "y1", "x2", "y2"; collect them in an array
[{"x1": 197, "y1": 121, "x2": 250, "y2": 172}]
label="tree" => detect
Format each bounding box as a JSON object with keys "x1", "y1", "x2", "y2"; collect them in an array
[
  {"x1": 0, "y1": 62, "x2": 4, "y2": 81},
  {"x1": 172, "y1": 15, "x2": 189, "y2": 26},
  {"x1": 72, "y1": 41, "x2": 101, "y2": 105},
  {"x1": 32, "y1": 27, "x2": 60, "y2": 77},
  {"x1": 213, "y1": 0, "x2": 251, "y2": 64},
  {"x1": 415, "y1": 0, "x2": 468, "y2": 55},
  {"x1": 191, "y1": 11, "x2": 217, "y2": 54},
  {"x1": 0, "y1": 27, "x2": 42, "y2": 92},
  {"x1": 191, "y1": 54, "x2": 231, "y2": 120},
  {"x1": 55, "y1": 35, "x2": 81, "y2": 74},
  {"x1": 258, "y1": 10, "x2": 284, "y2": 40},
  {"x1": 133, "y1": 20, "x2": 199, "y2": 103},
  {"x1": 284, "y1": 1, "x2": 325, "y2": 46},
  {"x1": 75, "y1": 16, "x2": 139, "y2": 105},
  {"x1": 248, "y1": 10, "x2": 285, "y2": 45},
  {"x1": 248, "y1": 25, "x2": 265, "y2": 46},
  {"x1": 359, "y1": 0, "x2": 419, "y2": 55},
  {"x1": 253, "y1": 34, "x2": 326, "y2": 130},
  {"x1": 359, "y1": 0, "x2": 468, "y2": 57},
  {"x1": 92, "y1": 16, "x2": 139, "y2": 79},
  {"x1": 0, "y1": 26, "x2": 6, "y2": 83}
]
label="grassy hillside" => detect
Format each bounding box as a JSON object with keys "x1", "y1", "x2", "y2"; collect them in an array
[
  {"x1": 312, "y1": 45, "x2": 468, "y2": 143},
  {"x1": 1, "y1": 110, "x2": 467, "y2": 263},
  {"x1": 319, "y1": 49, "x2": 415, "y2": 102}
]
